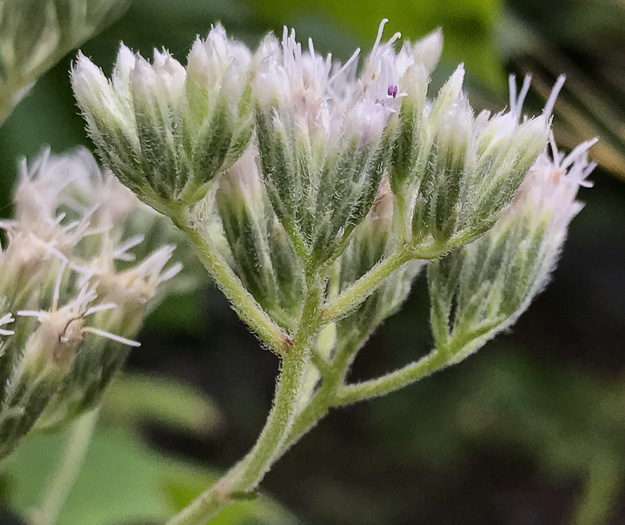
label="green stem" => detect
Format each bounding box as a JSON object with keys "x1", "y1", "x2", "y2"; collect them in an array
[
  {"x1": 321, "y1": 243, "x2": 445, "y2": 325},
  {"x1": 167, "y1": 280, "x2": 323, "y2": 525},
  {"x1": 281, "y1": 337, "x2": 363, "y2": 455},
  {"x1": 335, "y1": 349, "x2": 447, "y2": 406},
  {"x1": 172, "y1": 212, "x2": 290, "y2": 355},
  {"x1": 29, "y1": 409, "x2": 99, "y2": 525}
]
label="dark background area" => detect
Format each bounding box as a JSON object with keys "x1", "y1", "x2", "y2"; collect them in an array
[{"x1": 0, "y1": 1, "x2": 624, "y2": 524}]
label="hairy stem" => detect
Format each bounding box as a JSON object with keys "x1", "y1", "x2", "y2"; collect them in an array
[
  {"x1": 335, "y1": 349, "x2": 448, "y2": 406},
  {"x1": 171, "y1": 211, "x2": 290, "y2": 355},
  {"x1": 29, "y1": 409, "x2": 99, "y2": 525},
  {"x1": 321, "y1": 243, "x2": 445, "y2": 324},
  {"x1": 167, "y1": 279, "x2": 323, "y2": 525}
]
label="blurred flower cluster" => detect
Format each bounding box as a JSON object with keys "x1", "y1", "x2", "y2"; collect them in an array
[
  {"x1": 0, "y1": 148, "x2": 182, "y2": 459},
  {"x1": 0, "y1": 0, "x2": 128, "y2": 124}
]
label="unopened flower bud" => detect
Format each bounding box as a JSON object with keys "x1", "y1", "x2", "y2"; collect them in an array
[
  {"x1": 72, "y1": 24, "x2": 253, "y2": 214},
  {"x1": 217, "y1": 150, "x2": 304, "y2": 330},
  {"x1": 406, "y1": 28, "x2": 443, "y2": 72}
]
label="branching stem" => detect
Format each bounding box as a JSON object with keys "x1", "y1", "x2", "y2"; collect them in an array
[
  {"x1": 167, "y1": 279, "x2": 323, "y2": 525},
  {"x1": 170, "y1": 210, "x2": 290, "y2": 356}
]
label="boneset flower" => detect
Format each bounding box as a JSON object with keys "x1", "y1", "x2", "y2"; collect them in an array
[
  {"x1": 65, "y1": 19, "x2": 598, "y2": 524},
  {"x1": 216, "y1": 149, "x2": 304, "y2": 330},
  {"x1": 428, "y1": 135, "x2": 596, "y2": 364},
  {"x1": 389, "y1": 72, "x2": 558, "y2": 249},
  {"x1": 0, "y1": 149, "x2": 185, "y2": 455},
  {"x1": 0, "y1": 280, "x2": 138, "y2": 459},
  {"x1": 72, "y1": 24, "x2": 253, "y2": 214},
  {"x1": 253, "y1": 22, "x2": 399, "y2": 267}
]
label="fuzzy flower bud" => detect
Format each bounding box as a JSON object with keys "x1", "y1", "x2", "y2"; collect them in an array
[
  {"x1": 0, "y1": 283, "x2": 137, "y2": 458},
  {"x1": 404, "y1": 28, "x2": 443, "y2": 73},
  {"x1": 72, "y1": 24, "x2": 253, "y2": 213},
  {"x1": 253, "y1": 22, "x2": 400, "y2": 266},
  {"x1": 427, "y1": 136, "x2": 596, "y2": 364},
  {"x1": 390, "y1": 73, "x2": 556, "y2": 249},
  {"x1": 36, "y1": 244, "x2": 182, "y2": 431},
  {"x1": 216, "y1": 150, "x2": 304, "y2": 330}
]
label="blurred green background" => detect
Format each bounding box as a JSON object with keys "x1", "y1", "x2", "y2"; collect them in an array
[{"x1": 1, "y1": 0, "x2": 625, "y2": 524}]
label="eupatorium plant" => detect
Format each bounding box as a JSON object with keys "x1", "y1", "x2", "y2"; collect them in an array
[
  {"x1": 0, "y1": 149, "x2": 183, "y2": 458},
  {"x1": 69, "y1": 19, "x2": 596, "y2": 525}
]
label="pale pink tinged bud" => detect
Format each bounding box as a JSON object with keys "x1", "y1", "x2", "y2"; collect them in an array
[
  {"x1": 410, "y1": 28, "x2": 443, "y2": 72},
  {"x1": 221, "y1": 148, "x2": 262, "y2": 197},
  {"x1": 254, "y1": 57, "x2": 291, "y2": 109},
  {"x1": 343, "y1": 98, "x2": 390, "y2": 146}
]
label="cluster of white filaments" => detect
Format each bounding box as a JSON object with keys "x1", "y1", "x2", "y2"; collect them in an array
[
  {"x1": 18, "y1": 270, "x2": 139, "y2": 349},
  {"x1": 254, "y1": 19, "x2": 443, "y2": 145},
  {"x1": 0, "y1": 148, "x2": 182, "y2": 353},
  {"x1": 516, "y1": 135, "x2": 597, "y2": 231}
]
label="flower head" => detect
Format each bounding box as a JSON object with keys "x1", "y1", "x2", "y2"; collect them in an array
[
  {"x1": 72, "y1": 25, "x2": 254, "y2": 211},
  {"x1": 390, "y1": 71, "x2": 558, "y2": 247},
  {"x1": 253, "y1": 20, "x2": 410, "y2": 265},
  {"x1": 428, "y1": 135, "x2": 596, "y2": 364}
]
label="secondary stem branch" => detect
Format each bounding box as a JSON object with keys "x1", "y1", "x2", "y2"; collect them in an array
[
  {"x1": 321, "y1": 243, "x2": 446, "y2": 325},
  {"x1": 335, "y1": 349, "x2": 448, "y2": 406},
  {"x1": 172, "y1": 212, "x2": 289, "y2": 355}
]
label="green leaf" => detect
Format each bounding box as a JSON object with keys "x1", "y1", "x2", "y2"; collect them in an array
[
  {"x1": 101, "y1": 373, "x2": 223, "y2": 436},
  {"x1": 3, "y1": 423, "x2": 300, "y2": 525}
]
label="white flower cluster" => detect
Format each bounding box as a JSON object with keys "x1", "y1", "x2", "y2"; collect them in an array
[
  {"x1": 71, "y1": 18, "x2": 596, "y2": 370},
  {"x1": 72, "y1": 24, "x2": 253, "y2": 211},
  {"x1": 0, "y1": 148, "x2": 182, "y2": 457}
]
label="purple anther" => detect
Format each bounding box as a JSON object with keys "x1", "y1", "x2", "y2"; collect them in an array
[{"x1": 387, "y1": 85, "x2": 398, "y2": 98}]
